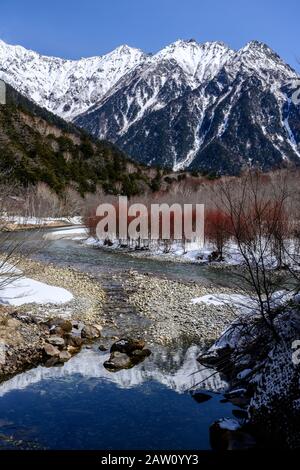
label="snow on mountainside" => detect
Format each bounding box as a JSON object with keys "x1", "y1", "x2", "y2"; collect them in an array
[
  {"x1": 0, "y1": 39, "x2": 145, "y2": 120},
  {"x1": 75, "y1": 39, "x2": 300, "y2": 173},
  {"x1": 1, "y1": 38, "x2": 300, "y2": 173},
  {"x1": 153, "y1": 39, "x2": 235, "y2": 86}
]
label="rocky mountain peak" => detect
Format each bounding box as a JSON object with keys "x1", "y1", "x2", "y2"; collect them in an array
[{"x1": 1, "y1": 38, "x2": 299, "y2": 174}]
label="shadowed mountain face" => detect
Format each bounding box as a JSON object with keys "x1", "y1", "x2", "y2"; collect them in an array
[
  {"x1": 1, "y1": 39, "x2": 300, "y2": 174},
  {"x1": 75, "y1": 41, "x2": 300, "y2": 175}
]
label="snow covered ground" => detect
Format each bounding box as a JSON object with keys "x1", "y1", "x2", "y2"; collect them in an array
[
  {"x1": 83, "y1": 236, "x2": 244, "y2": 265},
  {"x1": 191, "y1": 293, "x2": 256, "y2": 314},
  {"x1": 0, "y1": 277, "x2": 73, "y2": 306},
  {"x1": 0, "y1": 263, "x2": 73, "y2": 306},
  {"x1": 191, "y1": 290, "x2": 295, "y2": 314}
]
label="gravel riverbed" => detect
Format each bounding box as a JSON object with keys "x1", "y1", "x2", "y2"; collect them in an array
[
  {"x1": 122, "y1": 270, "x2": 238, "y2": 346},
  {"x1": 0, "y1": 257, "x2": 106, "y2": 381},
  {"x1": 0, "y1": 255, "x2": 239, "y2": 381}
]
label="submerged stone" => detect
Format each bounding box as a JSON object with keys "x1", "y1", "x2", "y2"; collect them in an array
[{"x1": 191, "y1": 392, "x2": 213, "y2": 404}]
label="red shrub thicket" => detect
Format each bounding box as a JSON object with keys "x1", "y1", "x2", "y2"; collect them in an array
[{"x1": 205, "y1": 209, "x2": 232, "y2": 258}]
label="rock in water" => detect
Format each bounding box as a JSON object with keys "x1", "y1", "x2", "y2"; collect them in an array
[
  {"x1": 104, "y1": 347, "x2": 151, "y2": 372},
  {"x1": 103, "y1": 352, "x2": 133, "y2": 371},
  {"x1": 81, "y1": 325, "x2": 101, "y2": 340},
  {"x1": 129, "y1": 349, "x2": 151, "y2": 359},
  {"x1": 59, "y1": 351, "x2": 72, "y2": 363},
  {"x1": 110, "y1": 338, "x2": 145, "y2": 354},
  {"x1": 44, "y1": 357, "x2": 59, "y2": 368},
  {"x1": 67, "y1": 345, "x2": 80, "y2": 356},
  {"x1": 191, "y1": 392, "x2": 212, "y2": 404}
]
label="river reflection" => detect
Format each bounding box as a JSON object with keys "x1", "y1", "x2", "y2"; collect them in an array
[{"x1": 0, "y1": 346, "x2": 236, "y2": 450}]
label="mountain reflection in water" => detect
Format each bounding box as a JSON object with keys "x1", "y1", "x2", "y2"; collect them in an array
[{"x1": 0, "y1": 346, "x2": 235, "y2": 450}]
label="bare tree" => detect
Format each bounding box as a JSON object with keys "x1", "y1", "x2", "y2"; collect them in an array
[{"x1": 213, "y1": 170, "x2": 292, "y2": 340}]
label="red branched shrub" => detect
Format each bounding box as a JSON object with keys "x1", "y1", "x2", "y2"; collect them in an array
[{"x1": 205, "y1": 209, "x2": 232, "y2": 258}]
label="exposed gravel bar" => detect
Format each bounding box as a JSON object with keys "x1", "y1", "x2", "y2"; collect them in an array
[{"x1": 122, "y1": 270, "x2": 238, "y2": 346}]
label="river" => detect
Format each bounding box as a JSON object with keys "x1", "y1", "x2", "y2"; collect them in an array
[{"x1": 0, "y1": 227, "x2": 238, "y2": 450}]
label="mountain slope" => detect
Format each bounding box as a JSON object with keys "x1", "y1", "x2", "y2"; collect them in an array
[
  {"x1": 1, "y1": 38, "x2": 300, "y2": 174},
  {"x1": 75, "y1": 40, "x2": 300, "y2": 174},
  {"x1": 0, "y1": 81, "x2": 153, "y2": 195}
]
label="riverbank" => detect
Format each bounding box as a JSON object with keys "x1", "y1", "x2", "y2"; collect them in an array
[
  {"x1": 83, "y1": 236, "x2": 242, "y2": 266},
  {"x1": 199, "y1": 295, "x2": 300, "y2": 448},
  {"x1": 0, "y1": 246, "x2": 241, "y2": 382},
  {"x1": 2, "y1": 216, "x2": 83, "y2": 231},
  {"x1": 0, "y1": 256, "x2": 106, "y2": 382}
]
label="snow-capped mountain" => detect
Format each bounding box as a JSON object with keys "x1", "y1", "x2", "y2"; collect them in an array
[
  {"x1": 75, "y1": 39, "x2": 300, "y2": 173},
  {"x1": 0, "y1": 39, "x2": 145, "y2": 120},
  {"x1": 1, "y1": 38, "x2": 300, "y2": 173}
]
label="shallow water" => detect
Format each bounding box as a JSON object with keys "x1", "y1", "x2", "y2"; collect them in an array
[
  {"x1": 0, "y1": 346, "x2": 237, "y2": 450},
  {"x1": 15, "y1": 227, "x2": 233, "y2": 286}
]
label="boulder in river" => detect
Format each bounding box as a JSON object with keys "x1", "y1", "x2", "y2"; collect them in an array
[
  {"x1": 67, "y1": 345, "x2": 79, "y2": 356},
  {"x1": 104, "y1": 345, "x2": 151, "y2": 372},
  {"x1": 81, "y1": 325, "x2": 101, "y2": 340},
  {"x1": 110, "y1": 338, "x2": 145, "y2": 354},
  {"x1": 58, "y1": 350, "x2": 72, "y2": 363},
  {"x1": 129, "y1": 348, "x2": 151, "y2": 359},
  {"x1": 191, "y1": 391, "x2": 212, "y2": 404},
  {"x1": 104, "y1": 352, "x2": 133, "y2": 371},
  {"x1": 44, "y1": 357, "x2": 59, "y2": 368}
]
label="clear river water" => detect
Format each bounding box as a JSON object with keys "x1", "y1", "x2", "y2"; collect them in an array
[{"x1": 0, "y1": 227, "x2": 238, "y2": 450}]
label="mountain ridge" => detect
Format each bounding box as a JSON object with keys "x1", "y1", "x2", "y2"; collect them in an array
[{"x1": 1, "y1": 38, "x2": 300, "y2": 174}]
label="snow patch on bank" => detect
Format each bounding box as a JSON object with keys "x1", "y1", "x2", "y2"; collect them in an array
[
  {"x1": 0, "y1": 264, "x2": 73, "y2": 306},
  {"x1": 192, "y1": 290, "x2": 294, "y2": 314},
  {"x1": 0, "y1": 277, "x2": 73, "y2": 306}
]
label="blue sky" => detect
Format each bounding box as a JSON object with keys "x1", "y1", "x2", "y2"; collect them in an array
[{"x1": 0, "y1": 0, "x2": 299, "y2": 71}]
